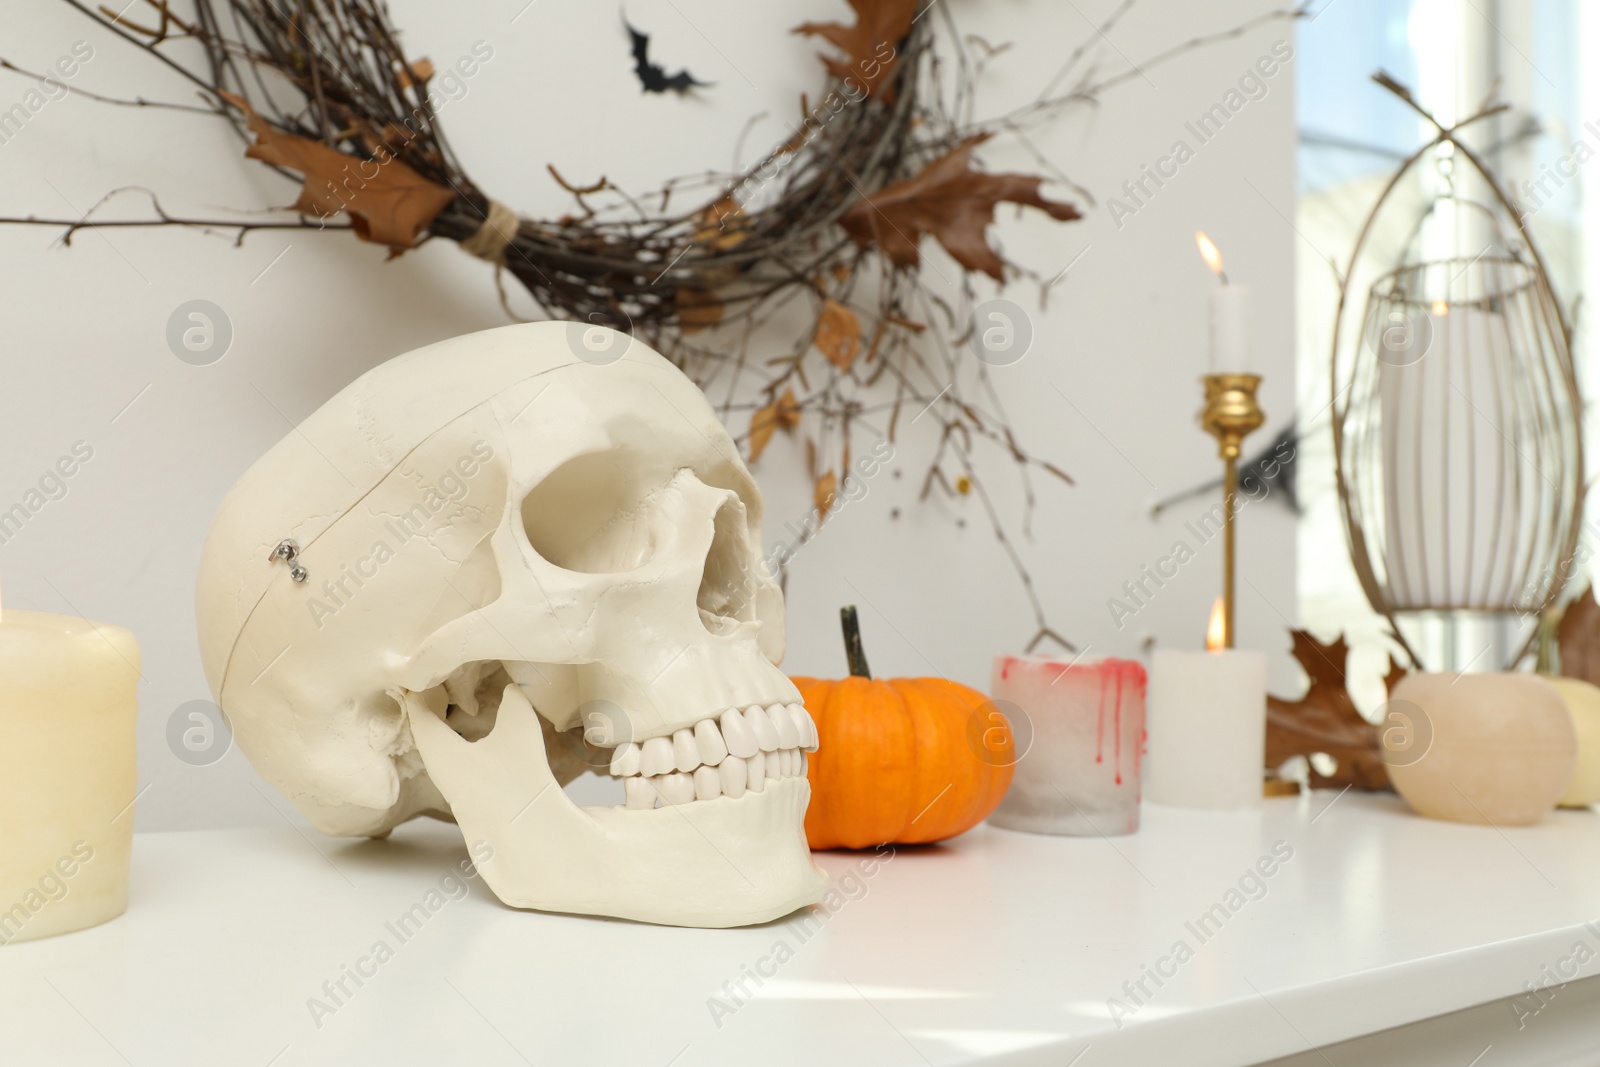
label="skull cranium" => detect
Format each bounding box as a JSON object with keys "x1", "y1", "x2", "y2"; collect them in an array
[{"x1": 196, "y1": 322, "x2": 825, "y2": 927}]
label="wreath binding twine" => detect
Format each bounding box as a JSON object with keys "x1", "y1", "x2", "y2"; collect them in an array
[{"x1": 2, "y1": 0, "x2": 1304, "y2": 652}]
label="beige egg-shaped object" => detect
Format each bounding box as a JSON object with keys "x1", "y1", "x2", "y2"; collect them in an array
[
  {"x1": 1546, "y1": 676, "x2": 1600, "y2": 808},
  {"x1": 1384, "y1": 672, "x2": 1575, "y2": 826}
]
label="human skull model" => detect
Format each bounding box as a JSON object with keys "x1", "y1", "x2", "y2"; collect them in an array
[{"x1": 195, "y1": 322, "x2": 825, "y2": 927}]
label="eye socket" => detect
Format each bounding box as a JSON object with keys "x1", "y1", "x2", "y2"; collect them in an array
[
  {"x1": 696, "y1": 495, "x2": 759, "y2": 636},
  {"x1": 521, "y1": 451, "x2": 658, "y2": 573}
]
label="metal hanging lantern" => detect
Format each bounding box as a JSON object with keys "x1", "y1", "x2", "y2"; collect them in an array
[{"x1": 1330, "y1": 76, "x2": 1583, "y2": 669}]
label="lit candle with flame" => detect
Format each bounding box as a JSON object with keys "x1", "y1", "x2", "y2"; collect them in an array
[
  {"x1": 1197, "y1": 231, "x2": 1250, "y2": 372},
  {"x1": 1143, "y1": 597, "x2": 1268, "y2": 810},
  {"x1": 0, "y1": 583, "x2": 141, "y2": 942},
  {"x1": 1206, "y1": 594, "x2": 1228, "y2": 651}
]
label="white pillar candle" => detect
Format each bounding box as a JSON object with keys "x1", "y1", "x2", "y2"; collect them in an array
[
  {"x1": 987, "y1": 655, "x2": 1147, "y2": 836},
  {"x1": 1197, "y1": 230, "x2": 1250, "y2": 371},
  {"x1": 0, "y1": 609, "x2": 140, "y2": 944},
  {"x1": 1208, "y1": 284, "x2": 1251, "y2": 372},
  {"x1": 1145, "y1": 646, "x2": 1266, "y2": 810}
]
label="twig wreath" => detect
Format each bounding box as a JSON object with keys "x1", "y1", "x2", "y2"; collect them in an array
[{"x1": 3, "y1": 0, "x2": 1300, "y2": 651}]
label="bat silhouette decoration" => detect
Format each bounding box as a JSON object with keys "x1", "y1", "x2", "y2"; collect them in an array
[
  {"x1": 625, "y1": 17, "x2": 711, "y2": 93},
  {"x1": 1149, "y1": 423, "x2": 1300, "y2": 517}
]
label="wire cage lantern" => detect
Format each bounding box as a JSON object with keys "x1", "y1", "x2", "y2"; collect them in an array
[{"x1": 1330, "y1": 77, "x2": 1583, "y2": 670}]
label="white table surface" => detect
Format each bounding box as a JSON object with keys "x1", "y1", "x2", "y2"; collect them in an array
[{"x1": 5, "y1": 791, "x2": 1600, "y2": 1067}]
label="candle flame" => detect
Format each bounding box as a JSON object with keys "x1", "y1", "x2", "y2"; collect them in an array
[
  {"x1": 1195, "y1": 231, "x2": 1226, "y2": 280},
  {"x1": 1206, "y1": 596, "x2": 1227, "y2": 651},
  {"x1": 1430, "y1": 299, "x2": 1448, "y2": 316}
]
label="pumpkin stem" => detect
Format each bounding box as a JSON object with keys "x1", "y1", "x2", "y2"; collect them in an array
[{"x1": 841, "y1": 605, "x2": 872, "y2": 679}]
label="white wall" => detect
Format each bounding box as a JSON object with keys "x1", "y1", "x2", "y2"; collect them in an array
[{"x1": 0, "y1": 0, "x2": 1298, "y2": 830}]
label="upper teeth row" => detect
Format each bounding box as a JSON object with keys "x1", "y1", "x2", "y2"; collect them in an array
[{"x1": 608, "y1": 703, "x2": 818, "y2": 778}]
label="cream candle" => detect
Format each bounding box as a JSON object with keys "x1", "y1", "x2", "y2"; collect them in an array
[
  {"x1": 987, "y1": 654, "x2": 1147, "y2": 836},
  {"x1": 0, "y1": 606, "x2": 140, "y2": 944},
  {"x1": 1197, "y1": 231, "x2": 1250, "y2": 372},
  {"x1": 1144, "y1": 599, "x2": 1266, "y2": 810}
]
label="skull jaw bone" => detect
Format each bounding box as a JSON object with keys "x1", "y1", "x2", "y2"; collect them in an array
[{"x1": 408, "y1": 684, "x2": 826, "y2": 928}]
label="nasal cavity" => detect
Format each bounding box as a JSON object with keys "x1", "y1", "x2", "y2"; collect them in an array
[{"x1": 697, "y1": 497, "x2": 757, "y2": 637}]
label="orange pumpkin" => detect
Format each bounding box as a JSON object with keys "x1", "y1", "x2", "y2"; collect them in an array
[{"x1": 793, "y1": 607, "x2": 1015, "y2": 849}]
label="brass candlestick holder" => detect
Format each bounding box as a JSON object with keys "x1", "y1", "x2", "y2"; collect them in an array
[{"x1": 1199, "y1": 374, "x2": 1265, "y2": 648}]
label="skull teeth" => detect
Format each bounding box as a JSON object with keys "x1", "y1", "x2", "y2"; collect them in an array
[
  {"x1": 611, "y1": 741, "x2": 642, "y2": 778},
  {"x1": 671, "y1": 728, "x2": 699, "y2": 773},
  {"x1": 610, "y1": 703, "x2": 816, "y2": 809},
  {"x1": 609, "y1": 704, "x2": 815, "y2": 776},
  {"x1": 745, "y1": 705, "x2": 781, "y2": 752},
  {"x1": 719, "y1": 707, "x2": 758, "y2": 758},
  {"x1": 638, "y1": 736, "x2": 675, "y2": 778},
  {"x1": 694, "y1": 718, "x2": 727, "y2": 766}
]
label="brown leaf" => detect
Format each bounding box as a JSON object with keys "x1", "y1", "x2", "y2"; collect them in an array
[
  {"x1": 1383, "y1": 657, "x2": 1409, "y2": 697},
  {"x1": 224, "y1": 93, "x2": 454, "y2": 251},
  {"x1": 793, "y1": 0, "x2": 917, "y2": 101},
  {"x1": 1265, "y1": 630, "x2": 1398, "y2": 792},
  {"x1": 748, "y1": 388, "x2": 801, "y2": 463},
  {"x1": 748, "y1": 409, "x2": 777, "y2": 464},
  {"x1": 838, "y1": 134, "x2": 1081, "y2": 281},
  {"x1": 814, "y1": 470, "x2": 839, "y2": 519},
  {"x1": 691, "y1": 196, "x2": 748, "y2": 251},
  {"x1": 1558, "y1": 585, "x2": 1600, "y2": 685},
  {"x1": 395, "y1": 58, "x2": 435, "y2": 90},
  {"x1": 675, "y1": 288, "x2": 724, "y2": 333},
  {"x1": 777, "y1": 390, "x2": 802, "y2": 431},
  {"x1": 813, "y1": 300, "x2": 862, "y2": 370}
]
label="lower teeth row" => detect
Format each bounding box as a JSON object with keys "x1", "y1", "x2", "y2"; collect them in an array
[{"x1": 622, "y1": 749, "x2": 806, "y2": 808}]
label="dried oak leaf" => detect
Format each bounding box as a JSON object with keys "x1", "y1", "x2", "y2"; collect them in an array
[
  {"x1": 748, "y1": 388, "x2": 800, "y2": 463},
  {"x1": 1558, "y1": 584, "x2": 1600, "y2": 686},
  {"x1": 394, "y1": 58, "x2": 435, "y2": 91},
  {"x1": 691, "y1": 195, "x2": 748, "y2": 251},
  {"x1": 1265, "y1": 630, "x2": 1399, "y2": 792},
  {"x1": 814, "y1": 470, "x2": 839, "y2": 519},
  {"x1": 675, "y1": 287, "x2": 724, "y2": 333},
  {"x1": 813, "y1": 299, "x2": 862, "y2": 370},
  {"x1": 224, "y1": 93, "x2": 454, "y2": 251},
  {"x1": 838, "y1": 135, "x2": 1080, "y2": 281},
  {"x1": 793, "y1": 0, "x2": 917, "y2": 101}
]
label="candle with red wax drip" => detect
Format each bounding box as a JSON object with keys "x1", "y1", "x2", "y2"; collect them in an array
[{"x1": 987, "y1": 654, "x2": 1147, "y2": 837}]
